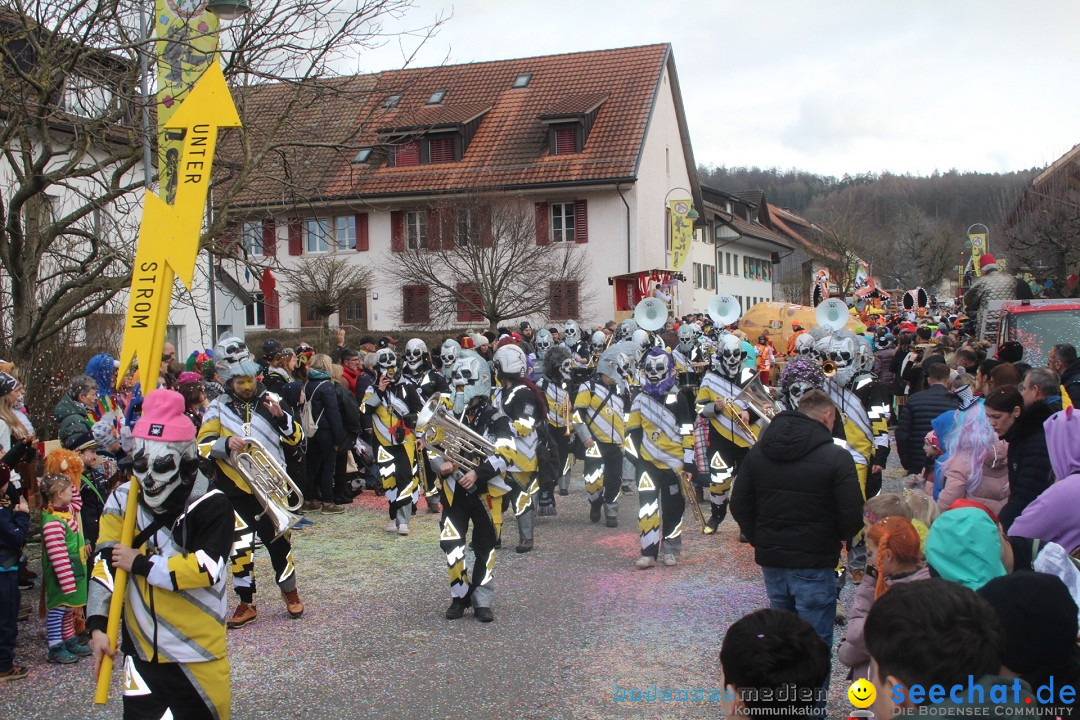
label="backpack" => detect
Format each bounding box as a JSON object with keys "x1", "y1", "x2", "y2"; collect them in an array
[{"x1": 301, "y1": 381, "x2": 326, "y2": 437}]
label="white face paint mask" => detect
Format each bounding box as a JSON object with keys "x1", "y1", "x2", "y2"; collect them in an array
[{"x1": 132, "y1": 438, "x2": 193, "y2": 513}]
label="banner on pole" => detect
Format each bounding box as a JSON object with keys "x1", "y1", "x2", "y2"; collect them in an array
[{"x1": 669, "y1": 199, "x2": 693, "y2": 270}]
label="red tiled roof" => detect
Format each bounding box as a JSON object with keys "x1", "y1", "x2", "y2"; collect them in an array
[
  {"x1": 725, "y1": 214, "x2": 793, "y2": 249},
  {"x1": 226, "y1": 44, "x2": 672, "y2": 206}
]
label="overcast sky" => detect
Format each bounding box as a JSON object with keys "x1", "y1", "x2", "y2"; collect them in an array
[{"x1": 353, "y1": 0, "x2": 1080, "y2": 178}]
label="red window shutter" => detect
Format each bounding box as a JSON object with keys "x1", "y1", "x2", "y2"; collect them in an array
[
  {"x1": 554, "y1": 127, "x2": 577, "y2": 155},
  {"x1": 550, "y1": 281, "x2": 564, "y2": 320},
  {"x1": 265, "y1": 289, "x2": 280, "y2": 329},
  {"x1": 427, "y1": 208, "x2": 441, "y2": 251},
  {"x1": 418, "y1": 286, "x2": 430, "y2": 323},
  {"x1": 403, "y1": 285, "x2": 430, "y2": 324},
  {"x1": 429, "y1": 137, "x2": 454, "y2": 163},
  {"x1": 261, "y1": 218, "x2": 276, "y2": 256},
  {"x1": 355, "y1": 212, "x2": 369, "y2": 251},
  {"x1": 287, "y1": 218, "x2": 302, "y2": 255},
  {"x1": 534, "y1": 202, "x2": 549, "y2": 246},
  {"x1": 574, "y1": 199, "x2": 588, "y2": 244},
  {"x1": 441, "y1": 209, "x2": 456, "y2": 251},
  {"x1": 391, "y1": 210, "x2": 404, "y2": 252},
  {"x1": 566, "y1": 281, "x2": 579, "y2": 317},
  {"x1": 456, "y1": 283, "x2": 484, "y2": 323},
  {"x1": 395, "y1": 141, "x2": 420, "y2": 167}
]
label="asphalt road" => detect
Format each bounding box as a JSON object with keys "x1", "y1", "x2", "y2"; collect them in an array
[{"x1": 7, "y1": 462, "x2": 893, "y2": 719}]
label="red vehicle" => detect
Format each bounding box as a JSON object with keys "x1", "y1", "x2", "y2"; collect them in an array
[{"x1": 988, "y1": 299, "x2": 1080, "y2": 367}]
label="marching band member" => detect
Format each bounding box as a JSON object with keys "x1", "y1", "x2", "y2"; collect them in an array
[
  {"x1": 491, "y1": 344, "x2": 542, "y2": 553},
  {"x1": 198, "y1": 335, "x2": 305, "y2": 629},
  {"x1": 362, "y1": 347, "x2": 425, "y2": 535},
  {"x1": 573, "y1": 347, "x2": 627, "y2": 527},
  {"x1": 625, "y1": 348, "x2": 696, "y2": 568},
  {"x1": 439, "y1": 339, "x2": 462, "y2": 384},
  {"x1": 672, "y1": 324, "x2": 708, "y2": 390},
  {"x1": 695, "y1": 334, "x2": 762, "y2": 533},
  {"x1": 537, "y1": 345, "x2": 577, "y2": 509},
  {"x1": 437, "y1": 352, "x2": 516, "y2": 623},
  {"x1": 530, "y1": 328, "x2": 554, "y2": 381},
  {"x1": 401, "y1": 339, "x2": 449, "y2": 514},
  {"x1": 779, "y1": 357, "x2": 828, "y2": 412},
  {"x1": 90, "y1": 390, "x2": 234, "y2": 718},
  {"x1": 562, "y1": 321, "x2": 591, "y2": 372}
]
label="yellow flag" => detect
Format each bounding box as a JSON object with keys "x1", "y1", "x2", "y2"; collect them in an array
[{"x1": 669, "y1": 199, "x2": 693, "y2": 270}]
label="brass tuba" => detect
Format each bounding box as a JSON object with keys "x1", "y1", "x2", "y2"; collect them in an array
[
  {"x1": 733, "y1": 374, "x2": 783, "y2": 428},
  {"x1": 231, "y1": 438, "x2": 303, "y2": 540},
  {"x1": 415, "y1": 393, "x2": 495, "y2": 472}
]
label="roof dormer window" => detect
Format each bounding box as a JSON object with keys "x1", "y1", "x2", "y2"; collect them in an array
[
  {"x1": 427, "y1": 89, "x2": 446, "y2": 105},
  {"x1": 553, "y1": 126, "x2": 579, "y2": 155}
]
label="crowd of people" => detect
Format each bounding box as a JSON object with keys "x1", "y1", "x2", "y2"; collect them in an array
[{"x1": 1, "y1": 282, "x2": 1078, "y2": 718}]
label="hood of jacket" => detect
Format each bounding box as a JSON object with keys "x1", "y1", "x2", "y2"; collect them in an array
[
  {"x1": 925, "y1": 507, "x2": 1006, "y2": 591},
  {"x1": 1004, "y1": 400, "x2": 1054, "y2": 444},
  {"x1": 1045, "y1": 406, "x2": 1080, "y2": 482},
  {"x1": 759, "y1": 410, "x2": 836, "y2": 463},
  {"x1": 85, "y1": 353, "x2": 116, "y2": 398}
]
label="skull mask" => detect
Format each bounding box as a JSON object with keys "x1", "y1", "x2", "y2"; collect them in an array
[
  {"x1": 440, "y1": 340, "x2": 461, "y2": 378},
  {"x1": 404, "y1": 338, "x2": 428, "y2": 372},
  {"x1": 544, "y1": 345, "x2": 573, "y2": 383},
  {"x1": 692, "y1": 322, "x2": 703, "y2": 339},
  {"x1": 214, "y1": 334, "x2": 260, "y2": 382},
  {"x1": 132, "y1": 437, "x2": 197, "y2": 514},
  {"x1": 493, "y1": 344, "x2": 527, "y2": 380},
  {"x1": 794, "y1": 333, "x2": 817, "y2": 358},
  {"x1": 785, "y1": 381, "x2": 816, "y2": 411},
  {"x1": 779, "y1": 356, "x2": 826, "y2": 412},
  {"x1": 615, "y1": 319, "x2": 638, "y2": 343},
  {"x1": 822, "y1": 332, "x2": 858, "y2": 386},
  {"x1": 563, "y1": 320, "x2": 581, "y2": 346},
  {"x1": 677, "y1": 325, "x2": 696, "y2": 354},
  {"x1": 450, "y1": 351, "x2": 491, "y2": 414},
  {"x1": 590, "y1": 331, "x2": 607, "y2": 355},
  {"x1": 374, "y1": 348, "x2": 398, "y2": 379},
  {"x1": 534, "y1": 329, "x2": 554, "y2": 358},
  {"x1": 641, "y1": 348, "x2": 675, "y2": 397},
  {"x1": 715, "y1": 334, "x2": 745, "y2": 379}
]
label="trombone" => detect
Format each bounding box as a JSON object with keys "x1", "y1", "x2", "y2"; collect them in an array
[
  {"x1": 822, "y1": 360, "x2": 837, "y2": 378},
  {"x1": 679, "y1": 471, "x2": 714, "y2": 535}
]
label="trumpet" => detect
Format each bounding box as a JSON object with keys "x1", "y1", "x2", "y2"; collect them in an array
[
  {"x1": 721, "y1": 400, "x2": 758, "y2": 440},
  {"x1": 822, "y1": 360, "x2": 837, "y2": 377},
  {"x1": 560, "y1": 394, "x2": 573, "y2": 436},
  {"x1": 679, "y1": 471, "x2": 714, "y2": 535},
  {"x1": 231, "y1": 437, "x2": 303, "y2": 540}
]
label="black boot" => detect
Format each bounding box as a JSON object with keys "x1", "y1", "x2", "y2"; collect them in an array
[
  {"x1": 589, "y1": 502, "x2": 602, "y2": 523},
  {"x1": 475, "y1": 607, "x2": 494, "y2": 623},
  {"x1": 445, "y1": 598, "x2": 469, "y2": 620}
]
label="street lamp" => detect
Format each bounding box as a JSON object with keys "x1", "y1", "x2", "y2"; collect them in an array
[
  {"x1": 664, "y1": 186, "x2": 699, "y2": 220},
  {"x1": 206, "y1": 1, "x2": 252, "y2": 20}
]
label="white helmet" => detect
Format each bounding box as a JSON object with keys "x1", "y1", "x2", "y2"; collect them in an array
[{"x1": 493, "y1": 344, "x2": 527, "y2": 379}]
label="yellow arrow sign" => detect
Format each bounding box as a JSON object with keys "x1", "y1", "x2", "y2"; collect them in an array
[{"x1": 116, "y1": 61, "x2": 242, "y2": 389}]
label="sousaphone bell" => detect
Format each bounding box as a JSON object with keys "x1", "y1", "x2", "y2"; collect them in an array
[
  {"x1": 633, "y1": 297, "x2": 668, "y2": 332},
  {"x1": 707, "y1": 293, "x2": 741, "y2": 327},
  {"x1": 815, "y1": 298, "x2": 849, "y2": 332}
]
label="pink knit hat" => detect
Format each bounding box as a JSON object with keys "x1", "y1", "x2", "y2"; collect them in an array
[{"x1": 133, "y1": 389, "x2": 196, "y2": 442}]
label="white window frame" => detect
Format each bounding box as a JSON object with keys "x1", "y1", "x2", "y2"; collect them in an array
[
  {"x1": 335, "y1": 215, "x2": 356, "y2": 251},
  {"x1": 551, "y1": 202, "x2": 575, "y2": 243},
  {"x1": 457, "y1": 207, "x2": 478, "y2": 246},
  {"x1": 406, "y1": 210, "x2": 427, "y2": 250},
  {"x1": 242, "y1": 221, "x2": 263, "y2": 257},
  {"x1": 246, "y1": 292, "x2": 266, "y2": 327},
  {"x1": 64, "y1": 75, "x2": 114, "y2": 119},
  {"x1": 306, "y1": 217, "x2": 331, "y2": 253}
]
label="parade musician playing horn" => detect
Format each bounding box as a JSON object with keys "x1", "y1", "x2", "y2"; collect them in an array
[{"x1": 198, "y1": 335, "x2": 306, "y2": 630}]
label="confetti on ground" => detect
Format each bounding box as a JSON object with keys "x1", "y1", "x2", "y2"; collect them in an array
[{"x1": 6, "y1": 450, "x2": 907, "y2": 719}]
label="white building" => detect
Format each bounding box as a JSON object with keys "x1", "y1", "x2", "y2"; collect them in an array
[{"x1": 220, "y1": 44, "x2": 703, "y2": 332}]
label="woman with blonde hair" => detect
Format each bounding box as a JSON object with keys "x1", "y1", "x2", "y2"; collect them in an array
[{"x1": 303, "y1": 354, "x2": 345, "y2": 513}]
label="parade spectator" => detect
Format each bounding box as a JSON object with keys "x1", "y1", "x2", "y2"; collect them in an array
[
  {"x1": 339, "y1": 349, "x2": 361, "y2": 397},
  {"x1": 896, "y1": 362, "x2": 958, "y2": 475},
  {"x1": 786, "y1": 322, "x2": 807, "y2": 356},
  {"x1": 731, "y1": 389, "x2": 864, "y2": 649},
  {"x1": 977, "y1": 572, "x2": 1080, "y2": 712},
  {"x1": 1049, "y1": 343, "x2": 1080, "y2": 407},
  {"x1": 937, "y1": 406, "x2": 1009, "y2": 516},
  {"x1": 839, "y1": 516, "x2": 929, "y2": 681},
  {"x1": 952, "y1": 346, "x2": 978, "y2": 374},
  {"x1": 303, "y1": 355, "x2": 345, "y2": 514},
  {"x1": 926, "y1": 506, "x2": 1007, "y2": 590},
  {"x1": 329, "y1": 364, "x2": 363, "y2": 505},
  {"x1": 988, "y1": 362, "x2": 1021, "y2": 392},
  {"x1": 864, "y1": 579, "x2": 1034, "y2": 717},
  {"x1": 996, "y1": 340, "x2": 1023, "y2": 364},
  {"x1": 753, "y1": 333, "x2": 774, "y2": 384},
  {"x1": 519, "y1": 321, "x2": 536, "y2": 355},
  {"x1": 1019, "y1": 367, "x2": 1063, "y2": 413},
  {"x1": 53, "y1": 375, "x2": 97, "y2": 443},
  {"x1": 719, "y1": 609, "x2": 829, "y2": 718},
  {"x1": 177, "y1": 375, "x2": 207, "y2": 430},
  {"x1": 40, "y1": 471, "x2": 92, "y2": 664},
  {"x1": 964, "y1": 253, "x2": 1031, "y2": 333},
  {"x1": 0, "y1": 462, "x2": 29, "y2": 681},
  {"x1": 984, "y1": 386, "x2": 1053, "y2": 530},
  {"x1": 1008, "y1": 407, "x2": 1080, "y2": 554},
  {"x1": 329, "y1": 327, "x2": 349, "y2": 364},
  {"x1": 974, "y1": 358, "x2": 999, "y2": 396}
]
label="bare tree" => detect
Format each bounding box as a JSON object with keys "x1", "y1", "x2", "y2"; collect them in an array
[
  {"x1": 279, "y1": 255, "x2": 373, "y2": 330},
  {"x1": 889, "y1": 204, "x2": 960, "y2": 290},
  {"x1": 806, "y1": 202, "x2": 872, "y2": 297},
  {"x1": 0, "y1": 0, "x2": 442, "y2": 373},
  {"x1": 385, "y1": 194, "x2": 593, "y2": 331},
  {"x1": 1000, "y1": 186, "x2": 1080, "y2": 282}
]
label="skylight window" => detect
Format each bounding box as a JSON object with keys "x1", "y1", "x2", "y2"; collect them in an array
[
  {"x1": 352, "y1": 148, "x2": 372, "y2": 163},
  {"x1": 427, "y1": 89, "x2": 446, "y2": 105},
  {"x1": 383, "y1": 93, "x2": 401, "y2": 109},
  {"x1": 513, "y1": 73, "x2": 532, "y2": 88}
]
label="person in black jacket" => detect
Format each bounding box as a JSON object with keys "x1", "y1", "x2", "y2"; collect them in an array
[
  {"x1": 731, "y1": 389, "x2": 864, "y2": 649},
  {"x1": 1050, "y1": 343, "x2": 1080, "y2": 407},
  {"x1": 330, "y1": 364, "x2": 363, "y2": 504},
  {"x1": 303, "y1": 354, "x2": 346, "y2": 514},
  {"x1": 984, "y1": 387, "x2": 1054, "y2": 531},
  {"x1": 895, "y1": 361, "x2": 959, "y2": 476}
]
